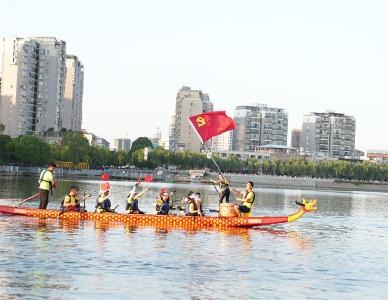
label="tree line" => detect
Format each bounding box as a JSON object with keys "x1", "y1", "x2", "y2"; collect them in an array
[{"x1": 0, "y1": 132, "x2": 387, "y2": 182}]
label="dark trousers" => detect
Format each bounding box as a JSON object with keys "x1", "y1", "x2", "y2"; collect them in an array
[
  {"x1": 219, "y1": 187, "x2": 230, "y2": 204},
  {"x1": 39, "y1": 189, "x2": 49, "y2": 209}
]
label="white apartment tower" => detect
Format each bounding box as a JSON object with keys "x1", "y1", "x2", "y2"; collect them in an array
[
  {"x1": 300, "y1": 111, "x2": 356, "y2": 158},
  {"x1": 211, "y1": 131, "x2": 233, "y2": 151},
  {"x1": 0, "y1": 37, "x2": 68, "y2": 137},
  {"x1": 113, "y1": 138, "x2": 132, "y2": 153},
  {"x1": 63, "y1": 55, "x2": 84, "y2": 131},
  {"x1": 174, "y1": 86, "x2": 213, "y2": 152},
  {"x1": 233, "y1": 104, "x2": 288, "y2": 152}
]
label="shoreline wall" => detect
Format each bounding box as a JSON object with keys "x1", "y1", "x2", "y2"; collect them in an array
[{"x1": 1, "y1": 166, "x2": 387, "y2": 193}]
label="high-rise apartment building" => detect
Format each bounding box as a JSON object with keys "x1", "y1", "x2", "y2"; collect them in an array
[
  {"x1": 63, "y1": 55, "x2": 84, "y2": 131},
  {"x1": 173, "y1": 86, "x2": 213, "y2": 152},
  {"x1": 211, "y1": 130, "x2": 233, "y2": 151},
  {"x1": 168, "y1": 115, "x2": 176, "y2": 151},
  {"x1": 233, "y1": 104, "x2": 288, "y2": 152},
  {"x1": 0, "y1": 37, "x2": 83, "y2": 138},
  {"x1": 300, "y1": 111, "x2": 356, "y2": 158},
  {"x1": 113, "y1": 138, "x2": 131, "y2": 153},
  {"x1": 291, "y1": 129, "x2": 301, "y2": 149}
]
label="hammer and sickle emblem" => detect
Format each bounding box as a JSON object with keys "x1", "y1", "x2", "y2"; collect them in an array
[{"x1": 196, "y1": 116, "x2": 206, "y2": 127}]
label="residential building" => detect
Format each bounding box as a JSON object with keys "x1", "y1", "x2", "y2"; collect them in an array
[
  {"x1": 211, "y1": 130, "x2": 233, "y2": 151},
  {"x1": 62, "y1": 55, "x2": 84, "y2": 131},
  {"x1": 83, "y1": 131, "x2": 110, "y2": 149},
  {"x1": 233, "y1": 104, "x2": 288, "y2": 152},
  {"x1": 113, "y1": 138, "x2": 131, "y2": 153},
  {"x1": 300, "y1": 111, "x2": 356, "y2": 158},
  {"x1": 168, "y1": 115, "x2": 176, "y2": 151},
  {"x1": 291, "y1": 129, "x2": 301, "y2": 150},
  {"x1": 213, "y1": 149, "x2": 270, "y2": 161},
  {"x1": 0, "y1": 37, "x2": 66, "y2": 137},
  {"x1": 173, "y1": 86, "x2": 213, "y2": 152},
  {"x1": 150, "y1": 127, "x2": 162, "y2": 148},
  {"x1": 367, "y1": 150, "x2": 388, "y2": 163}
]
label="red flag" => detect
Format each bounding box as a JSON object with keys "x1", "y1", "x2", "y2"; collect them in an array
[
  {"x1": 144, "y1": 176, "x2": 154, "y2": 182},
  {"x1": 101, "y1": 173, "x2": 110, "y2": 181},
  {"x1": 188, "y1": 111, "x2": 236, "y2": 143}
]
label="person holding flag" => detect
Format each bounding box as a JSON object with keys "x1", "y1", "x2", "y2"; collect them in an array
[
  {"x1": 210, "y1": 173, "x2": 231, "y2": 204},
  {"x1": 188, "y1": 111, "x2": 237, "y2": 205}
]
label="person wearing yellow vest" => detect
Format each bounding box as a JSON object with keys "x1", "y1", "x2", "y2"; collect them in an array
[
  {"x1": 126, "y1": 183, "x2": 149, "y2": 214},
  {"x1": 61, "y1": 186, "x2": 91, "y2": 212},
  {"x1": 38, "y1": 163, "x2": 56, "y2": 209},
  {"x1": 232, "y1": 181, "x2": 255, "y2": 217}
]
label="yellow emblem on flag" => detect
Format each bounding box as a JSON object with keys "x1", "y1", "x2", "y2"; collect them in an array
[{"x1": 196, "y1": 116, "x2": 206, "y2": 127}]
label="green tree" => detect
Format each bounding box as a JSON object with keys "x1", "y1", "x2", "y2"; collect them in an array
[
  {"x1": 12, "y1": 136, "x2": 51, "y2": 166},
  {"x1": 0, "y1": 135, "x2": 12, "y2": 164},
  {"x1": 61, "y1": 132, "x2": 91, "y2": 163},
  {"x1": 117, "y1": 150, "x2": 127, "y2": 166}
]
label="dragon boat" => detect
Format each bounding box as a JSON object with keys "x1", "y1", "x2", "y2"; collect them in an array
[{"x1": 0, "y1": 199, "x2": 317, "y2": 228}]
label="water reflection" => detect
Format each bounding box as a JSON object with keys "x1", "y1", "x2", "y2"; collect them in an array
[{"x1": 1, "y1": 177, "x2": 388, "y2": 299}]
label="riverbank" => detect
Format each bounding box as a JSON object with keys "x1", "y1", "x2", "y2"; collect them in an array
[{"x1": 1, "y1": 165, "x2": 387, "y2": 193}]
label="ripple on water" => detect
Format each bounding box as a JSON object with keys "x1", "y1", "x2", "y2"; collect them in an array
[{"x1": 1, "y1": 178, "x2": 388, "y2": 299}]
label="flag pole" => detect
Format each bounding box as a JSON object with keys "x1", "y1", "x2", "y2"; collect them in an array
[{"x1": 188, "y1": 118, "x2": 227, "y2": 176}]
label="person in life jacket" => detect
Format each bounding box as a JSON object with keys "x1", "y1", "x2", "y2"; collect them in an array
[
  {"x1": 185, "y1": 193, "x2": 200, "y2": 216},
  {"x1": 195, "y1": 192, "x2": 204, "y2": 216},
  {"x1": 38, "y1": 163, "x2": 57, "y2": 209},
  {"x1": 61, "y1": 186, "x2": 91, "y2": 212},
  {"x1": 210, "y1": 173, "x2": 230, "y2": 204},
  {"x1": 232, "y1": 181, "x2": 256, "y2": 217},
  {"x1": 95, "y1": 190, "x2": 116, "y2": 213},
  {"x1": 99, "y1": 181, "x2": 111, "y2": 195},
  {"x1": 126, "y1": 183, "x2": 149, "y2": 214},
  {"x1": 155, "y1": 189, "x2": 166, "y2": 213},
  {"x1": 157, "y1": 192, "x2": 171, "y2": 215},
  {"x1": 155, "y1": 189, "x2": 176, "y2": 213}
]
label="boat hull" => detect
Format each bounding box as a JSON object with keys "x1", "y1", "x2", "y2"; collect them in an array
[{"x1": 0, "y1": 205, "x2": 294, "y2": 228}]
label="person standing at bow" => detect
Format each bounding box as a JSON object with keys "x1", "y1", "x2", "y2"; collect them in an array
[{"x1": 38, "y1": 163, "x2": 56, "y2": 209}]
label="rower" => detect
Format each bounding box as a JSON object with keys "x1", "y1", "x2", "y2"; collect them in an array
[
  {"x1": 232, "y1": 181, "x2": 255, "y2": 217},
  {"x1": 61, "y1": 186, "x2": 90, "y2": 212},
  {"x1": 210, "y1": 173, "x2": 230, "y2": 204},
  {"x1": 185, "y1": 193, "x2": 200, "y2": 216},
  {"x1": 155, "y1": 189, "x2": 166, "y2": 213},
  {"x1": 157, "y1": 192, "x2": 171, "y2": 215},
  {"x1": 126, "y1": 183, "x2": 149, "y2": 214},
  {"x1": 195, "y1": 192, "x2": 204, "y2": 216},
  {"x1": 95, "y1": 190, "x2": 116, "y2": 213},
  {"x1": 38, "y1": 163, "x2": 56, "y2": 209}
]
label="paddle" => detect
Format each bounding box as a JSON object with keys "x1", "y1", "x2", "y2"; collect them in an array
[{"x1": 16, "y1": 192, "x2": 40, "y2": 207}]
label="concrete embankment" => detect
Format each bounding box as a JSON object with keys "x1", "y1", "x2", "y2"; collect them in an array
[
  {"x1": 224, "y1": 173, "x2": 388, "y2": 193},
  {"x1": 1, "y1": 166, "x2": 387, "y2": 193}
]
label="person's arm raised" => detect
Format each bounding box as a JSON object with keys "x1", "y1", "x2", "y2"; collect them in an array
[{"x1": 134, "y1": 187, "x2": 149, "y2": 200}]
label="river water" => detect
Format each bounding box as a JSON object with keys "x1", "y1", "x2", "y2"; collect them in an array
[{"x1": 0, "y1": 176, "x2": 387, "y2": 299}]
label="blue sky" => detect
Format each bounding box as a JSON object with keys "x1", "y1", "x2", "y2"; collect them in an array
[{"x1": 1, "y1": 0, "x2": 387, "y2": 151}]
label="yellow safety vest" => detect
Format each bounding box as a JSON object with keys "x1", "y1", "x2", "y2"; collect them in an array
[
  {"x1": 242, "y1": 191, "x2": 255, "y2": 209},
  {"x1": 39, "y1": 170, "x2": 53, "y2": 190}
]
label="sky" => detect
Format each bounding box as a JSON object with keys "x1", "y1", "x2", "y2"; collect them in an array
[{"x1": 0, "y1": 0, "x2": 387, "y2": 151}]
